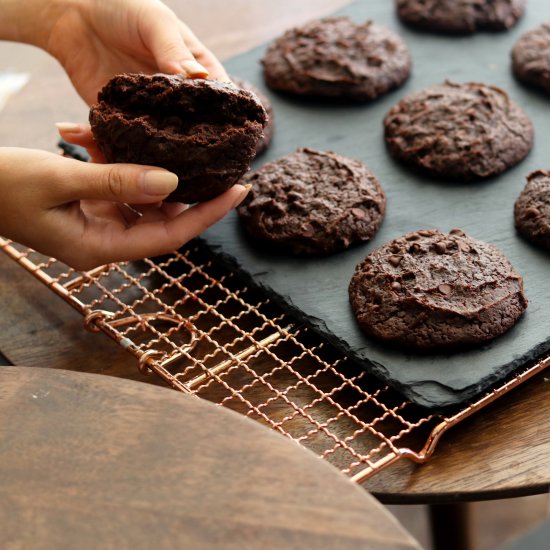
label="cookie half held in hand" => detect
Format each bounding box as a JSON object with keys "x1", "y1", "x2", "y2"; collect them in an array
[
  {"x1": 237, "y1": 148, "x2": 386, "y2": 255},
  {"x1": 512, "y1": 22, "x2": 550, "y2": 94},
  {"x1": 89, "y1": 74, "x2": 267, "y2": 204},
  {"x1": 230, "y1": 76, "x2": 274, "y2": 155},
  {"x1": 349, "y1": 229, "x2": 528, "y2": 352},
  {"x1": 261, "y1": 17, "x2": 411, "y2": 101},
  {"x1": 395, "y1": 0, "x2": 526, "y2": 34},
  {"x1": 384, "y1": 81, "x2": 533, "y2": 180},
  {"x1": 514, "y1": 170, "x2": 550, "y2": 250}
]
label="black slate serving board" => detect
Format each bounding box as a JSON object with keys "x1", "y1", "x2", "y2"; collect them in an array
[{"x1": 202, "y1": 0, "x2": 550, "y2": 409}]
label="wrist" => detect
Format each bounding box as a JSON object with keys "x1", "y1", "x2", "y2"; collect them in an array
[{"x1": 0, "y1": 0, "x2": 83, "y2": 50}]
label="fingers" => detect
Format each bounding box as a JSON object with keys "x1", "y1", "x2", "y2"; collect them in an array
[
  {"x1": 177, "y1": 22, "x2": 230, "y2": 82},
  {"x1": 56, "y1": 126, "x2": 178, "y2": 208},
  {"x1": 127, "y1": 201, "x2": 189, "y2": 223},
  {"x1": 166, "y1": 184, "x2": 251, "y2": 241},
  {"x1": 138, "y1": 3, "x2": 229, "y2": 81},
  {"x1": 48, "y1": 155, "x2": 179, "y2": 205},
  {"x1": 139, "y1": 6, "x2": 209, "y2": 78},
  {"x1": 79, "y1": 184, "x2": 250, "y2": 268},
  {"x1": 56, "y1": 123, "x2": 105, "y2": 163},
  {"x1": 0, "y1": 146, "x2": 250, "y2": 270}
]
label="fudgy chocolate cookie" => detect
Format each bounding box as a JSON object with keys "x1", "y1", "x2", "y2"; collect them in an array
[
  {"x1": 384, "y1": 81, "x2": 533, "y2": 180},
  {"x1": 514, "y1": 170, "x2": 550, "y2": 250},
  {"x1": 349, "y1": 229, "x2": 528, "y2": 351},
  {"x1": 237, "y1": 148, "x2": 386, "y2": 255},
  {"x1": 230, "y1": 76, "x2": 274, "y2": 155},
  {"x1": 395, "y1": 0, "x2": 526, "y2": 34},
  {"x1": 261, "y1": 17, "x2": 411, "y2": 101},
  {"x1": 90, "y1": 74, "x2": 267, "y2": 204},
  {"x1": 512, "y1": 22, "x2": 550, "y2": 93}
]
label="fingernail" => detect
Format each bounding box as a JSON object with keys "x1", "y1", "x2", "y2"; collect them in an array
[
  {"x1": 232, "y1": 184, "x2": 252, "y2": 208},
  {"x1": 180, "y1": 59, "x2": 209, "y2": 78},
  {"x1": 141, "y1": 170, "x2": 179, "y2": 196},
  {"x1": 56, "y1": 122, "x2": 85, "y2": 133}
]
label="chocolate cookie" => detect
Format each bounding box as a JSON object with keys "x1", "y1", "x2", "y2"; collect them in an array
[
  {"x1": 90, "y1": 74, "x2": 267, "y2": 204},
  {"x1": 230, "y1": 77, "x2": 274, "y2": 155},
  {"x1": 395, "y1": 0, "x2": 526, "y2": 34},
  {"x1": 349, "y1": 229, "x2": 528, "y2": 351},
  {"x1": 512, "y1": 22, "x2": 550, "y2": 93},
  {"x1": 261, "y1": 17, "x2": 411, "y2": 101},
  {"x1": 514, "y1": 170, "x2": 550, "y2": 250},
  {"x1": 237, "y1": 148, "x2": 386, "y2": 255},
  {"x1": 384, "y1": 81, "x2": 533, "y2": 180}
]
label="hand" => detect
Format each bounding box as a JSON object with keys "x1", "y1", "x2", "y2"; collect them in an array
[
  {"x1": 36, "y1": 0, "x2": 229, "y2": 105},
  {"x1": 0, "y1": 144, "x2": 249, "y2": 271}
]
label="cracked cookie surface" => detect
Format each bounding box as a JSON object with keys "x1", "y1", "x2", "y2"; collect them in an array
[
  {"x1": 384, "y1": 81, "x2": 533, "y2": 180},
  {"x1": 261, "y1": 16, "x2": 411, "y2": 101},
  {"x1": 514, "y1": 170, "x2": 550, "y2": 250},
  {"x1": 395, "y1": 0, "x2": 526, "y2": 34},
  {"x1": 237, "y1": 148, "x2": 386, "y2": 255},
  {"x1": 512, "y1": 22, "x2": 550, "y2": 93},
  {"x1": 349, "y1": 229, "x2": 528, "y2": 351}
]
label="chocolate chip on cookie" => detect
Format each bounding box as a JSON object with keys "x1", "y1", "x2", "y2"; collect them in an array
[
  {"x1": 384, "y1": 81, "x2": 533, "y2": 180},
  {"x1": 238, "y1": 148, "x2": 386, "y2": 255},
  {"x1": 349, "y1": 229, "x2": 528, "y2": 351}
]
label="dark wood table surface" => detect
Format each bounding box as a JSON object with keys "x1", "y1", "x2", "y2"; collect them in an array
[
  {"x1": 0, "y1": 0, "x2": 549, "y2": 507},
  {"x1": 0, "y1": 366, "x2": 421, "y2": 549}
]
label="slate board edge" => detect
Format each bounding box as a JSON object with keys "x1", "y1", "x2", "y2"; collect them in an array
[{"x1": 193, "y1": 238, "x2": 550, "y2": 410}]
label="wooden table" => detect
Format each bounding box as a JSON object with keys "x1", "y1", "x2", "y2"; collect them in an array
[
  {"x1": 1, "y1": 0, "x2": 549, "y2": 508},
  {"x1": 0, "y1": 366, "x2": 420, "y2": 549}
]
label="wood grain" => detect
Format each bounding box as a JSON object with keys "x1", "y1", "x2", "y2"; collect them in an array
[
  {"x1": 363, "y1": 368, "x2": 550, "y2": 503},
  {"x1": 0, "y1": 253, "x2": 160, "y2": 384},
  {"x1": 0, "y1": 366, "x2": 420, "y2": 549},
  {"x1": 0, "y1": 0, "x2": 549, "y2": 504}
]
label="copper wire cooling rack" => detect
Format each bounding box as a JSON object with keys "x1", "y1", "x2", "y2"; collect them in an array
[{"x1": 2, "y1": 237, "x2": 549, "y2": 483}]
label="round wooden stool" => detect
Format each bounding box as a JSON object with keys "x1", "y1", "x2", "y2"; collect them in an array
[{"x1": 0, "y1": 366, "x2": 420, "y2": 549}]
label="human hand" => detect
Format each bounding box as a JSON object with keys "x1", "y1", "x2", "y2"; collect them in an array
[
  {"x1": 40, "y1": 0, "x2": 229, "y2": 105},
  {"x1": 0, "y1": 143, "x2": 249, "y2": 270}
]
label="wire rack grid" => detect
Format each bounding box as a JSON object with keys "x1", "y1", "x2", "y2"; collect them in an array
[{"x1": 1, "y1": 237, "x2": 549, "y2": 484}]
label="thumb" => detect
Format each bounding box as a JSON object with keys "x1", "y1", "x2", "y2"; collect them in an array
[
  {"x1": 139, "y1": 7, "x2": 209, "y2": 77},
  {"x1": 55, "y1": 157, "x2": 179, "y2": 204}
]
